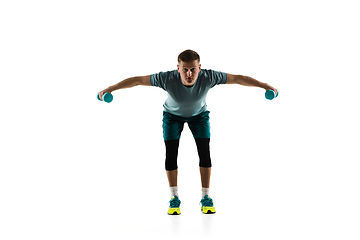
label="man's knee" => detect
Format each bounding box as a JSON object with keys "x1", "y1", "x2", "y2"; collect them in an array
[
  {"x1": 195, "y1": 138, "x2": 212, "y2": 168},
  {"x1": 165, "y1": 139, "x2": 180, "y2": 171}
]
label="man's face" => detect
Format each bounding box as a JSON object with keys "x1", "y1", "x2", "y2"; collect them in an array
[{"x1": 177, "y1": 60, "x2": 201, "y2": 87}]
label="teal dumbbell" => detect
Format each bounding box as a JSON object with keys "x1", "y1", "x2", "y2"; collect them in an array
[
  {"x1": 265, "y1": 90, "x2": 279, "y2": 100},
  {"x1": 97, "y1": 92, "x2": 113, "y2": 103}
]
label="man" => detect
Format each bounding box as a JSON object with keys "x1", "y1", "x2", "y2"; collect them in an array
[{"x1": 98, "y1": 49, "x2": 277, "y2": 215}]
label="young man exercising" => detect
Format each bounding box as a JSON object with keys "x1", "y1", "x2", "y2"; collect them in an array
[{"x1": 98, "y1": 49, "x2": 277, "y2": 215}]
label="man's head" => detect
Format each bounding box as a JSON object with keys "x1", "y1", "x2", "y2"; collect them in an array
[{"x1": 177, "y1": 49, "x2": 201, "y2": 87}]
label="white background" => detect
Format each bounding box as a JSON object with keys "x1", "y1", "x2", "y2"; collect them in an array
[{"x1": 1, "y1": 0, "x2": 359, "y2": 239}]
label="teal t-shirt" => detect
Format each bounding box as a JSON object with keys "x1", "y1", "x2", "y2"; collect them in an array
[{"x1": 150, "y1": 69, "x2": 227, "y2": 118}]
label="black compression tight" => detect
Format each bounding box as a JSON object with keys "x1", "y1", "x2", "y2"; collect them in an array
[{"x1": 165, "y1": 138, "x2": 212, "y2": 171}]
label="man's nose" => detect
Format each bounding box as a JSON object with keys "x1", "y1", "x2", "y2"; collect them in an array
[{"x1": 187, "y1": 71, "x2": 192, "y2": 77}]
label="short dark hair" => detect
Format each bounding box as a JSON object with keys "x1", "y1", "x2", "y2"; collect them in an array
[{"x1": 178, "y1": 49, "x2": 200, "y2": 63}]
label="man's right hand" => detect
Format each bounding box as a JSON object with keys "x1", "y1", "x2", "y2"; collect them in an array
[{"x1": 98, "y1": 89, "x2": 112, "y2": 101}]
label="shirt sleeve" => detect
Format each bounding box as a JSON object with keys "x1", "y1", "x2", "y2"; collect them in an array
[
  {"x1": 208, "y1": 69, "x2": 228, "y2": 88},
  {"x1": 150, "y1": 71, "x2": 173, "y2": 91}
]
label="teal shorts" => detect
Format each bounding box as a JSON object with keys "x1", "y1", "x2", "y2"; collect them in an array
[{"x1": 162, "y1": 111, "x2": 211, "y2": 141}]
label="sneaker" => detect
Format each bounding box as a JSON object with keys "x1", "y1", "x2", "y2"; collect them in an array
[
  {"x1": 168, "y1": 195, "x2": 181, "y2": 215},
  {"x1": 200, "y1": 195, "x2": 216, "y2": 214}
]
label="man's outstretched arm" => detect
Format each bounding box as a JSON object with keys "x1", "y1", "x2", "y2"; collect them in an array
[
  {"x1": 226, "y1": 73, "x2": 277, "y2": 95},
  {"x1": 98, "y1": 75, "x2": 151, "y2": 100}
]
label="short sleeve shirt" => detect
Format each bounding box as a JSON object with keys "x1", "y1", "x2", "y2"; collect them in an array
[{"x1": 150, "y1": 69, "x2": 227, "y2": 118}]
